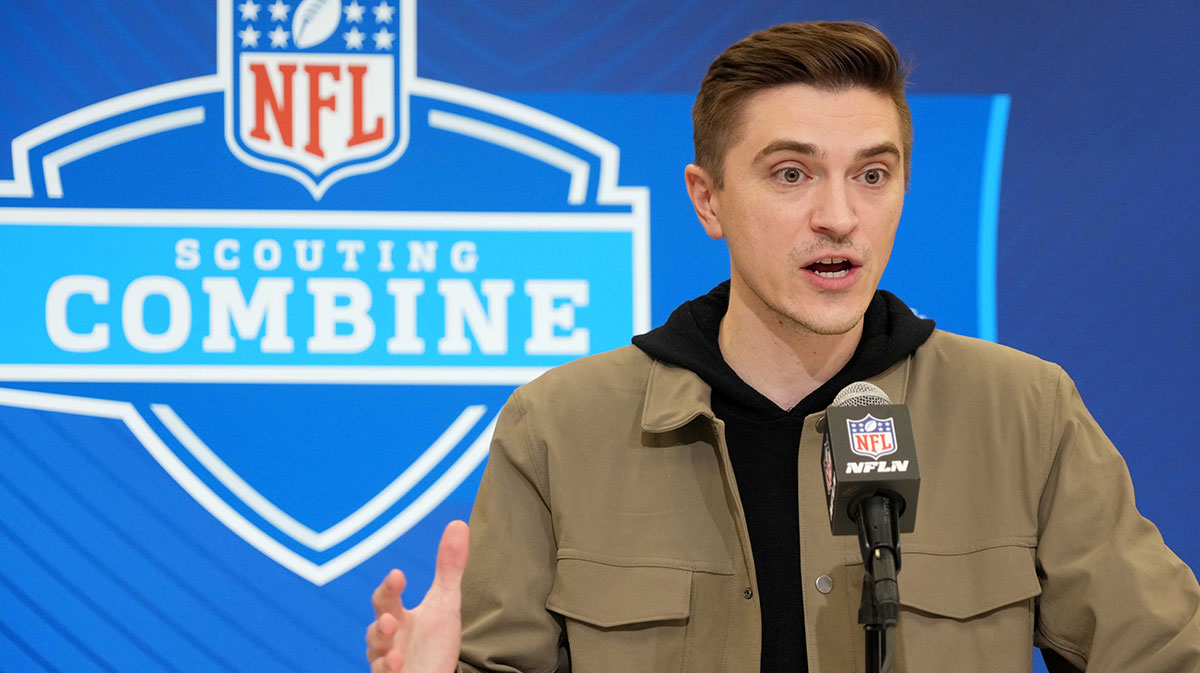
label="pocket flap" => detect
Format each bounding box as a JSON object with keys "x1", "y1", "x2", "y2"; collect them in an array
[
  {"x1": 899, "y1": 545, "x2": 1041, "y2": 619},
  {"x1": 546, "y1": 558, "x2": 692, "y2": 628}
]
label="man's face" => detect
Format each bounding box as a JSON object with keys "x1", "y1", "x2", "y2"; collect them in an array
[{"x1": 687, "y1": 84, "x2": 906, "y2": 337}]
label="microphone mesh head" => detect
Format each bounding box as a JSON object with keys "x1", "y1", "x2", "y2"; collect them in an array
[{"x1": 832, "y1": 381, "x2": 892, "y2": 407}]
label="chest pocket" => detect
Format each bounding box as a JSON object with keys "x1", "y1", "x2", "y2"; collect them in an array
[
  {"x1": 547, "y1": 557, "x2": 693, "y2": 673},
  {"x1": 893, "y1": 544, "x2": 1042, "y2": 672}
]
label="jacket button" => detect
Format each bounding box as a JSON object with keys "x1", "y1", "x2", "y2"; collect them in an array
[
  {"x1": 742, "y1": 588, "x2": 753, "y2": 599},
  {"x1": 815, "y1": 575, "x2": 834, "y2": 594}
]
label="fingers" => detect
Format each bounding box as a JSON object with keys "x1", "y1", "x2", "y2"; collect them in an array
[
  {"x1": 365, "y1": 612, "x2": 398, "y2": 660},
  {"x1": 368, "y1": 572, "x2": 410, "y2": 668},
  {"x1": 371, "y1": 568, "x2": 407, "y2": 618},
  {"x1": 369, "y1": 649, "x2": 404, "y2": 673},
  {"x1": 368, "y1": 648, "x2": 403, "y2": 673},
  {"x1": 366, "y1": 614, "x2": 412, "y2": 671},
  {"x1": 431, "y1": 520, "x2": 470, "y2": 594}
]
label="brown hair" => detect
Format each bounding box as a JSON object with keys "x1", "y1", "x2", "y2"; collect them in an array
[{"x1": 693, "y1": 22, "x2": 912, "y2": 187}]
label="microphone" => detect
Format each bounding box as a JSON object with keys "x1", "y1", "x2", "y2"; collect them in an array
[
  {"x1": 822, "y1": 382, "x2": 920, "y2": 536},
  {"x1": 821, "y1": 381, "x2": 919, "y2": 673}
]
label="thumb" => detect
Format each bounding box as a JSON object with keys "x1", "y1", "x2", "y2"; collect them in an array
[{"x1": 430, "y1": 520, "x2": 470, "y2": 595}]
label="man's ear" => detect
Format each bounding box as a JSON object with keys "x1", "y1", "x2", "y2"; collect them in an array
[{"x1": 685, "y1": 163, "x2": 724, "y2": 240}]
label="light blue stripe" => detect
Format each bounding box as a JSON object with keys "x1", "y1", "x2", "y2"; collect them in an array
[{"x1": 977, "y1": 94, "x2": 1011, "y2": 342}]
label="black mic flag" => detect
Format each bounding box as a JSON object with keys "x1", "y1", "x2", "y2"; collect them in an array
[{"x1": 822, "y1": 382, "x2": 920, "y2": 535}]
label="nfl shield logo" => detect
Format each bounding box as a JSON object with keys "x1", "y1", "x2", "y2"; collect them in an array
[
  {"x1": 0, "y1": 0, "x2": 648, "y2": 587},
  {"x1": 847, "y1": 414, "x2": 898, "y2": 460},
  {"x1": 222, "y1": 0, "x2": 411, "y2": 198}
]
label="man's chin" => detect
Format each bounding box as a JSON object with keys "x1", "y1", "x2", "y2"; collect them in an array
[
  {"x1": 789, "y1": 294, "x2": 876, "y2": 336},
  {"x1": 780, "y1": 306, "x2": 866, "y2": 337},
  {"x1": 798, "y1": 318, "x2": 863, "y2": 337}
]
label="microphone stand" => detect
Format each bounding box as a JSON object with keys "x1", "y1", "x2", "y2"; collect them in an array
[{"x1": 856, "y1": 494, "x2": 901, "y2": 673}]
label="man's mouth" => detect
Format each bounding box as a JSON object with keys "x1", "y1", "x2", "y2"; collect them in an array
[{"x1": 804, "y1": 257, "x2": 855, "y2": 279}]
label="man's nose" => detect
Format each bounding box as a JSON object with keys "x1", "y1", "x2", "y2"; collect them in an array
[{"x1": 810, "y1": 179, "x2": 857, "y2": 237}]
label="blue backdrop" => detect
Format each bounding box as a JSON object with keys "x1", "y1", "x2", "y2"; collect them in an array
[{"x1": 0, "y1": 2, "x2": 1196, "y2": 672}]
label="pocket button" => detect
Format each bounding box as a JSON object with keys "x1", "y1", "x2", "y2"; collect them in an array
[{"x1": 815, "y1": 575, "x2": 834, "y2": 594}]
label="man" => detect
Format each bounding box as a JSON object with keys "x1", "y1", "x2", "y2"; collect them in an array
[{"x1": 367, "y1": 22, "x2": 1200, "y2": 672}]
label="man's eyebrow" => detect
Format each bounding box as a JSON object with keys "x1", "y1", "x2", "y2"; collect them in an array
[
  {"x1": 855, "y1": 142, "x2": 902, "y2": 161},
  {"x1": 752, "y1": 140, "x2": 902, "y2": 163},
  {"x1": 753, "y1": 140, "x2": 820, "y2": 163}
]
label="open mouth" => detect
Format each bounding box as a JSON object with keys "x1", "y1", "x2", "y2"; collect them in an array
[{"x1": 804, "y1": 257, "x2": 855, "y2": 279}]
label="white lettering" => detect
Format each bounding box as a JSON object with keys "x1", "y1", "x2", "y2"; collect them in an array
[
  {"x1": 175, "y1": 238, "x2": 200, "y2": 270},
  {"x1": 337, "y1": 239, "x2": 366, "y2": 271},
  {"x1": 845, "y1": 460, "x2": 909, "y2": 474},
  {"x1": 407, "y1": 240, "x2": 437, "y2": 272},
  {"x1": 386, "y1": 279, "x2": 425, "y2": 354},
  {"x1": 449, "y1": 240, "x2": 478, "y2": 273},
  {"x1": 201, "y1": 277, "x2": 294, "y2": 353},
  {"x1": 215, "y1": 238, "x2": 240, "y2": 270},
  {"x1": 46, "y1": 275, "x2": 110, "y2": 352},
  {"x1": 295, "y1": 239, "x2": 325, "y2": 271},
  {"x1": 122, "y1": 276, "x2": 191, "y2": 353},
  {"x1": 437, "y1": 279, "x2": 513, "y2": 354},
  {"x1": 254, "y1": 239, "x2": 282, "y2": 271},
  {"x1": 377, "y1": 240, "x2": 395, "y2": 272},
  {"x1": 525, "y1": 279, "x2": 589, "y2": 354},
  {"x1": 307, "y1": 278, "x2": 374, "y2": 353},
  {"x1": 43, "y1": 271, "x2": 597, "y2": 357}
]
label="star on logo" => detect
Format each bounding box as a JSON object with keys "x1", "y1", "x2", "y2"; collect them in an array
[
  {"x1": 373, "y1": 26, "x2": 394, "y2": 50},
  {"x1": 238, "y1": 0, "x2": 261, "y2": 21},
  {"x1": 373, "y1": 0, "x2": 395, "y2": 24},
  {"x1": 344, "y1": 0, "x2": 366, "y2": 23},
  {"x1": 238, "y1": 25, "x2": 262, "y2": 48},
  {"x1": 344, "y1": 26, "x2": 366, "y2": 50},
  {"x1": 267, "y1": 0, "x2": 291, "y2": 22},
  {"x1": 268, "y1": 24, "x2": 289, "y2": 48}
]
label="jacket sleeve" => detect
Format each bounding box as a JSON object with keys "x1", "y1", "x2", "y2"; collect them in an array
[
  {"x1": 457, "y1": 389, "x2": 568, "y2": 673},
  {"x1": 1034, "y1": 367, "x2": 1200, "y2": 671}
]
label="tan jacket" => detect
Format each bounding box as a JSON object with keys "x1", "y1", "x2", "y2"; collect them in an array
[{"x1": 458, "y1": 330, "x2": 1200, "y2": 672}]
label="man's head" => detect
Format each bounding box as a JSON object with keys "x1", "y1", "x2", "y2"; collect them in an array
[
  {"x1": 692, "y1": 22, "x2": 912, "y2": 189},
  {"x1": 684, "y1": 22, "x2": 911, "y2": 340}
]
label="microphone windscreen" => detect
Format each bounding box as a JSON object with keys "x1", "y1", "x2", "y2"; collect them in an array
[{"x1": 832, "y1": 381, "x2": 891, "y2": 408}]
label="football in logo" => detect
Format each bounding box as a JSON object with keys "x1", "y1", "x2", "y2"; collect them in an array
[{"x1": 293, "y1": 0, "x2": 343, "y2": 47}]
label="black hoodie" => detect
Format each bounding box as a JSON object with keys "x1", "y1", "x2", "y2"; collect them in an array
[{"x1": 632, "y1": 281, "x2": 934, "y2": 672}]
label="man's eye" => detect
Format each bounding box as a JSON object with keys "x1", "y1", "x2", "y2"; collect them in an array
[
  {"x1": 777, "y1": 167, "x2": 804, "y2": 183},
  {"x1": 861, "y1": 168, "x2": 886, "y2": 185}
]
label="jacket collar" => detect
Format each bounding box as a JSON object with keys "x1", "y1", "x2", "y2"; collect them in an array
[{"x1": 640, "y1": 359, "x2": 715, "y2": 433}]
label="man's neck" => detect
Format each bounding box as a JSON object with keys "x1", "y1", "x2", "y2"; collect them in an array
[{"x1": 718, "y1": 289, "x2": 863, "y2": 411}]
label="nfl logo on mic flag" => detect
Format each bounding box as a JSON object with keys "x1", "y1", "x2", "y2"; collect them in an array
[{"x1": 848, "y1": 415, "x2": 898, "y2": 460}]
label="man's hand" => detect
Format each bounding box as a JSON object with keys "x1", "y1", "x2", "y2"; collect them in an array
[{"x1": 367, "y1": 521, "x2": 470, "y2": 672}]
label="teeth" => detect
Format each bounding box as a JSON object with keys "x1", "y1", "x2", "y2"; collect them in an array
[
  {"x1": 814, "y1": 269, "x2": 850, "y2": 278},
  {"x1": 818, "y1": 257, "x2": 848, "y2": 264}
]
